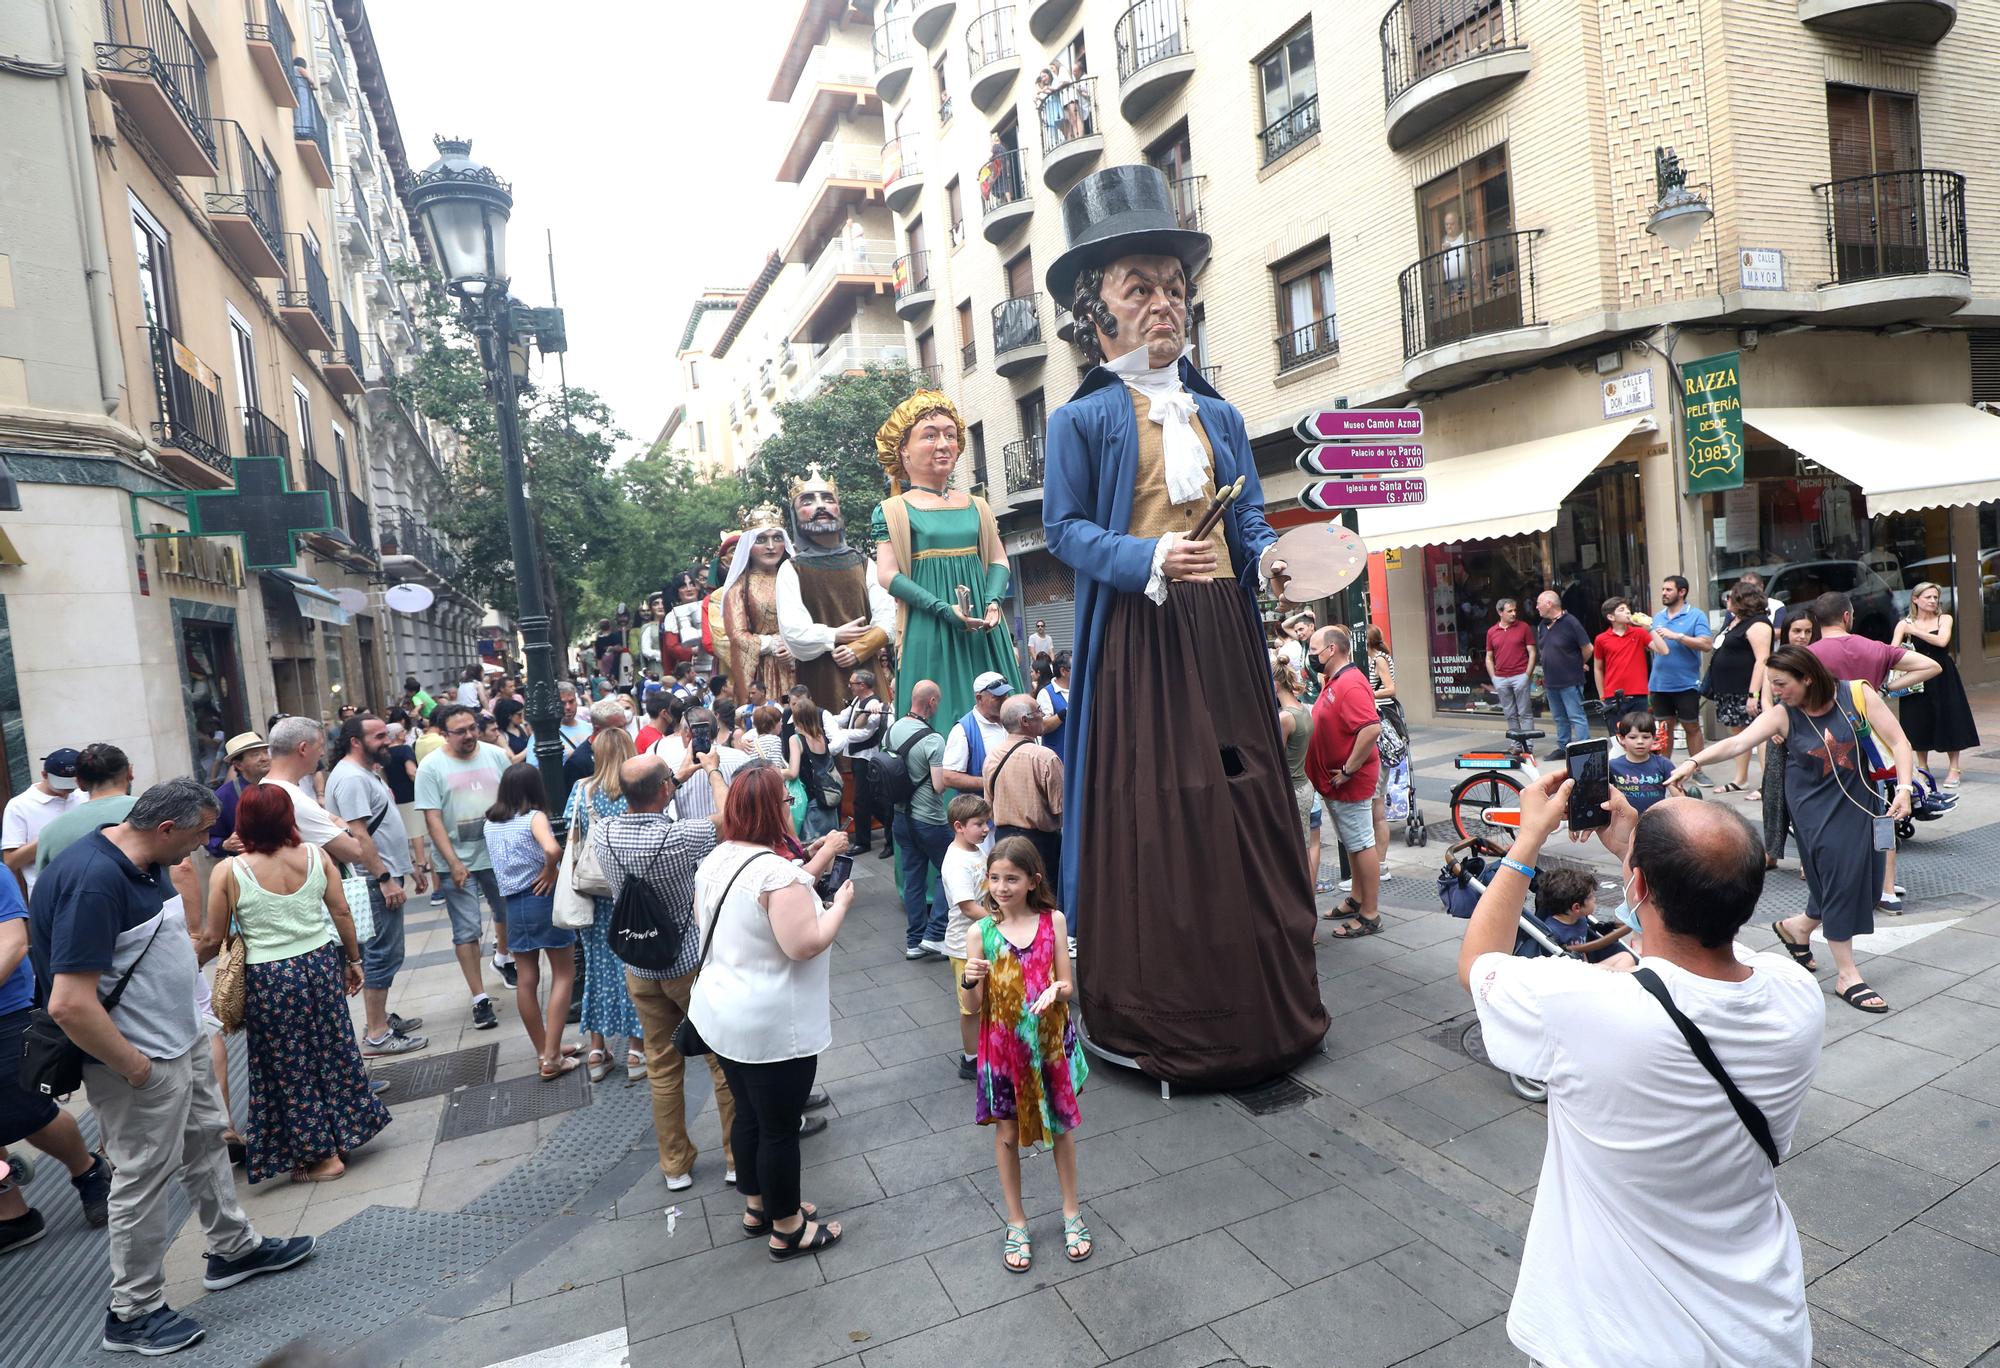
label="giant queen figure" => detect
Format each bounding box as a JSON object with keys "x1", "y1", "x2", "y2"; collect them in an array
[{"x1": 1044, "y1": 166, "x2": 1327, "y2": 1087}]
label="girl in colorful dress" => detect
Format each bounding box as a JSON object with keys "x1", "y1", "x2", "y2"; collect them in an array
[{"x1": 961, "y1": 837, "x2": 1089, "y2": 1273}]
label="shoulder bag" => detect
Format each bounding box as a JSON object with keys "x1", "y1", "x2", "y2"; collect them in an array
[
  {"x1": 671, "y1": 851, "x2": 777, "y2": 1059},
  {"x1": 19, "y1": 913, "x2": 167, "y2": 1099},
  {"x1": 212, "y1": 919, "x2": 248, "y2": 1035},
  {"x1": 1632, "y1": 967, "x2": 1781, "y2": 1166},
  {"x1": 570, "y1": 782, "x2": 612, "y2": 896},
  {"x1": 552, "y1": 819, "x2": 596, "y2": 931}
]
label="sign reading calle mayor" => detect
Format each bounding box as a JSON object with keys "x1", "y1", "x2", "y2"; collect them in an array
[{"x1": 1679, "y1": 350, "x2": 1745, "y2": 494}]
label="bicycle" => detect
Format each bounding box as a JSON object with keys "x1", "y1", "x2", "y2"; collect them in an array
[{"x1": 1447, "y1": 692, "x2": 1647, "y2": 841}]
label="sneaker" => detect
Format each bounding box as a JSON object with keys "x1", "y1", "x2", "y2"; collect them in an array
[
  {"x1": 663, "y1": 1170, "x2": 693, "y2": 1192},
  {"x1": 0, "y1": 1208, "x2": 47, "y2": 1256},
  {"x1": 957, "y1": 1055, "x2": 976, "y2": 1081},
  {"x1": 428, "y1": 890, "x2": 446, "y2": 906},
  {"x1": 72, "y1": 1152, "x2": 112, "y2": 1229},
  {"x1": 202, "y1": 1234, "x2": 316, "y2": 1290},
  {"x1": 1314, "y1": 878, "x2": 1335, "y2": 895},
  {"x1": 470, "y1": 997, "x2": 498, "y2": 1030},
  {"x1": 362, "y1": 1030, "x2": 429, "y2": 1057},
  {"x1": 1338, "y1": 877, "x2": 1353, "y2": 893},
  {"x1": 493, "y1": 956, "x2": 518, "y2": 989},
  {"x1": 799, "y1": 1114, "x2": 828, "y2": 1139},
  {"x1": 101, "y1": 1305, "x2": 203, "y2": 1356},
  {"x1": 389, "y1": 1012, "x2": 425, "y2": 1033},
  {"x1": 803, "y1": 1087, "x2": 830, "y2": 1111},
  {"x1": 917, "y1": 938, "x2": 947, "y2": 958},
  {"x1": 370, "y1": 1079, "x2": 391, "y2": 1096},
  {"x1": 904, "y1": 946, "x2": 932, "y2": 960},
  {"x1": 724, "y1": 1168, "x2": 737, "y2": 1186}
]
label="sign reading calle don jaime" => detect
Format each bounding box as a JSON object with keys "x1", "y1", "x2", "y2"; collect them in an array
[{"x1": 1679, "y1": 350, "x2": 1745, "y2": 494}]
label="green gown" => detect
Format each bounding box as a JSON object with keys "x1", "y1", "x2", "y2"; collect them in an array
[{"x1": 871, "y1": 501, "x2": 1024, "y2": 719}]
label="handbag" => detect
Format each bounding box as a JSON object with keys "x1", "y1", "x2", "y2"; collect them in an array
[
  {"x1": 1632, "y1": 968, "x2": 1781, "y2": 1166},
  {"x1": 552, "y1": 820, "x2": 595, "y2": 930},
  {"x1": 570, "y1": 782, "x2": 612, "y2": 896},
  {"x1": 19, "y1": 914, "x2": 166, "y2": 1099},
  {"x1": 672, "y1": 851, "x2": 776, "y2": 1059},
  {"x1": 341, "y1": 873, "x2": 376, "y2": 944},
  {"x1": 211, "y1": 928, "x2": 248, "y2": 1033}
]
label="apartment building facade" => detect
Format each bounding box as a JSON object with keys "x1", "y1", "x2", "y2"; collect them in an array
[
  {"x1": 827, "y1": 0, "x2": 2000, "y2": 722},
  {"x1": 0, "y1": 0, "x2": 472, "y2": 794}
]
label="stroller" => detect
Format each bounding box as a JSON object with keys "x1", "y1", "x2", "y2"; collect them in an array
[{"x1": 1896, "y1": 765, "x2": 1957, "y2": 841}]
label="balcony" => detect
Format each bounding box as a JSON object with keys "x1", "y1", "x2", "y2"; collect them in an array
[
  {"x1": 1038, "y1": 77, "x2": 1103, "y2": 190},
  {"x1": 783, "y1": 142, "x2": 886, "y2": 264},
  {"x1": 1397, "y1": 228, "x2": 1547, "y2": 385},
  {"x1": 244, "y1": 0, "x2": 299, "y2": 108},
  {"x1": 1380, "y1": 0, "x2": 1531, "y2": 151},
  {"x1": 241, "y1": 404, "x2": 290, "y2": 463},
  {"x1": 1114, "y1": 0, "x2": 1194, "y2": 123},
  {"x1": 1799, "y1": 0, "x2": 1955, "y2": 42},
  {"x1": 95, "y1": 0, "x2": 218, "y2": 176},
  {"x1": 1028, "y1": 0, "x2": 1084, "y2": 41},
  {"x1": 883, "y1": 137, "x2": 926, "y2": 214},
  {"x1": 345, "y1": 492, "x2": 374, "y2": 560},
  {"x1": 323, "y1": 304, "x2": 365, "y2": 396},
  {"x1": 146, "y1": 326, "x2": 230, "y2": 476},
  {"x1": 1811, "y1": 168, "x2": 1972, "y2": 324},
  {"x1": 895, "y1": 250, "x2": 936, "y2": 319},
  {"x1": 1199, "y1": 363, "x2": 1222, "y2": 388},
  {"x1": 992, "y1": 293, "x2": 1047, "y2": 377},
  {"x1": 873, "y1": 16, "x2": 917, "y2": 103},
  {"x1": 1054, "y1": 302, "x2": 1077, "y2": 343},
  {"x1": 292, "y1": 84, "x2": 334, "y2": 189},
  {"x1": 1276, "y1": 316, "x2": 1339, "y2": 373},
  {"x1": 962, "y1": 339, "x2": 978, "y2": 370},
  {"x1": 1166, "y1": 173, "x2": 1205, "y2": 235},
  {"x1": 279, "y1": 233, "x2": 337, "y2": 352},
  {"x1": 303, "y1": 459, "x2": 347, "y2": 546},
  {"x1": 913, "y1": 0, "x2": 958, "y2": 47},
  {"x1": 362, "y1": 331, "x2": 396, "y2": 386},
  {"x1": 1260, "y1": 96, "x2": 1319, "y2": 167},
  {"x1": 334, "y1": 172, "x2": 373, "y2": 264},
  {"x1": 775, "y1": 45, "x2": 880, "y2": 183},
  {"x1": 794, "y1": 333, "x2": 911, "y2": 400},
  {"x1": 379, "y1": 513, "x2": 460, "y2": 583},
  {"x1": 205, "y1": 120, "x2": 286, "y2": 279},
  {"x1": 314, "y1": 2, "x2": 353, "y2": 109},
  {"x1": 789, "y1": 235, "x2": 898, "y2": 343},
  {"x1": 979, "y1": 148, "x2": 1033, "y2": 243},
  {"x1": 1003, "y1": 434, "x2": 1045, "y2": 498},
  {"x1": 966, "y1": 8, "x2": 1022, "y2": 113}
]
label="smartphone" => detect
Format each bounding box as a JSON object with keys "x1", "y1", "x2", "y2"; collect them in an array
[
  {"x1": 690, "y1": 720, "x2": 714, "y2": 757},
  {"x1": 1872, "y1": 816, "x2": 1896, "y2": 851},
  {"x1": 1565, "y1": 738, "x2": 1612, "y2": 831},
  {"x1": 816, "y1": 853, "x2": 854, "y2": 901}
]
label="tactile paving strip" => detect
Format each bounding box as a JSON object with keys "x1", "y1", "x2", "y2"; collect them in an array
[
  {"x1": 464, "y1": 1072, "x2": 657, "y2": 1225},
  {"x1": 368, "y1": 1041, "x2": 497, "y2": 1103},
  {"x1": 435, "y1": 1065, "x2": 592, "y2": 1142}
]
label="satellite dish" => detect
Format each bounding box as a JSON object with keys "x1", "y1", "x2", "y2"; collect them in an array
[
  {"x1": 385, "y1": 583, "x2": 435, "y2": 613},
  {"x1": 334, "y1": 587, "x2": 370, "y2": 613},
  {"x1": 1267, "y1": 522, "x2": 1369, "y2": 604}
]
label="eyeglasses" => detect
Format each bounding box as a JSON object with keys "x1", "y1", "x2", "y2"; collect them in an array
[{"x1": 445, "y1": 726, "x2": 477, "y2": 738}]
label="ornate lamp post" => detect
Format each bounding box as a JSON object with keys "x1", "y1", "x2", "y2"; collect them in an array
[
  {"x1": 407, "y1": 137, "x2": 569, "y2": 826},
  {"x1": 1647, "y1": 146, "x2": 1714, "y2": 251}
]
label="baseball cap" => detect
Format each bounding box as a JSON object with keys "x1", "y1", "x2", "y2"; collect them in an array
[
  {"x1": 223, "y1": 732, "x2": 269, "y2": 762},
  {"x1": 973, "y1": 672, "x2": 1012, "y2": 697},
  {"x1": 42, "y1": 748, "x2": 81, "y2": 790}
]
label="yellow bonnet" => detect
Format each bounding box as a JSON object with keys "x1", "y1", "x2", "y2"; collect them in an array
[{"x1": 874, "y1": 391, "x2": 969, "y2": 491}]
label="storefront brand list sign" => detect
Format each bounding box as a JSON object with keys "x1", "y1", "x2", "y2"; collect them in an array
[
  {"x1": 1300, "y1": 477, "x2": 1427, "y2": 511},
  {"x1": 1297, "y1": 443, "x2": 1425, "y2": 475},
  {"x1": 1679, "y1": 350, "x2": 1745, "y2": 494},
  {"x1": 1295, "y1": 408, "x2": 1422, "y2": 442}
]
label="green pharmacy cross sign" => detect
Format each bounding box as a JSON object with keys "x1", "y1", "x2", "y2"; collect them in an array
[{"x1": 129, "y1": 457, "x2": 334, "y2": 570}]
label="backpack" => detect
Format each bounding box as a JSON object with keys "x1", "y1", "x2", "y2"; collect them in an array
[
  {"x1": 607, "y1": 862, "x2": 691, "y2": 973},
  {"x1": 803, "y1": 741, "x2": 844, "y2": 809},
  {"x1": 870, "y1": 725, "x2": 931, "y2": 812}
]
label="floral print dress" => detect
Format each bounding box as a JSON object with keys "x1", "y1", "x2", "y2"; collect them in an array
[
  {"x1": 974, "y1": 912, "x2": 1086, "y2": 1147},
  {"x1": 565, "y1": 781, "x2": 644, "y2": 1043}
]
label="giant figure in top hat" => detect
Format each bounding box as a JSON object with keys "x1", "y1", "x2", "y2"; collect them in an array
[
  {"x1": 778, "y1": 464, "x2": 898, "y2": 709},
  {"x1": 1045, "y1": 165, "x2": 1326, "y2": 1087}
]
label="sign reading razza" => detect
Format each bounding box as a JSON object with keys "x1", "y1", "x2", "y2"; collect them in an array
[
  {"x1": 1679, "y1": 350, "x2": 1745, "y2": 494},
  {"x1": 1294, "y1": 408, "x2": 1422, "y2": 442}
]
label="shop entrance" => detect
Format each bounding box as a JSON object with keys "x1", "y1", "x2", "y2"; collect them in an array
[{"x1": 179, "y1": 615, "x2": 248, "y2": 782}]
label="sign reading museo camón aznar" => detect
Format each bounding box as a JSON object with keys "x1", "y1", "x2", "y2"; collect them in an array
[{"x1": 1679, "y1": 350, "x2": 1745, "y2": 494}]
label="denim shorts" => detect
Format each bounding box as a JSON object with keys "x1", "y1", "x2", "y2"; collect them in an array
[
  {"x1": 360, "y1": 878, "x2": 406, "y2": 990},
  {"x1": 503, "y1": 889, "x2": 575, "y2": 953},
  {"x1": 442, "y1": 866, "x2": 504, "y2": 946},
  {"x1": 1330, "y1": 799, "x2": 1376, "y2": 852}
]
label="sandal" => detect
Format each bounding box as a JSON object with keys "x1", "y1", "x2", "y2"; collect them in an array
[
  {"x1": 1716, "y1": 782, "x2": 1744, "y2": 794},
  {"x1": 1328, "y1": 915, "x2": 1384, "y2": 940},
  {"x1": 1771, "y1": 921, "x2": 1817, "y2": 973},
  {"x1": 768, "y1": 1217, "x2": 842, "y2": 1262},
  {"x1": 539, "y1": 1055, "x2": 581, "y2": 1080},
  {"x1": 1063, "y1": 1214, "x2": 1092, "y2": 1263},
  {"x1": 585, "y1": 1048, "x2": 611, "y2": 1083},
  {"x1": 1002, "y1": 1222, "x2": 1032, "y2": 1273},
  {"x1": 1838, "y1": 981, "x2": 1888, "y2": 1014},
  {"x1": 742, "y1": 1201, "x2": 816, "y2": 1236},
  {"x1": 626, "y1": 1050, "x2": 647, "y2": 1082},
  {"x1": 1320, "y1": 896, "x2": 1364, "y2": 922}
]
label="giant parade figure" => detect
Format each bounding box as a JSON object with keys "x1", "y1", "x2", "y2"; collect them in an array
[
  {"x1": 777, "y1": 465, "x2": 898, "y2": 710},
  {"x1": 706, "y1": 506, "x2": 797, "y2": 709},
  {"x1": 1043, "y1": 166, "x2": 1327, "y2": 1087}
]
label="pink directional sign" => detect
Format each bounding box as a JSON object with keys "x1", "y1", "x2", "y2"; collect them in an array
[
  {"x1": 1297, "y1": 443, "x2": 1425, "y2": 476},
  {"x1": 1294, "y1": 408, "x2": 1423, "y2": 442},
  {"x1": 1299, "y1": 477, "x2": 1427, "y2": 511}
]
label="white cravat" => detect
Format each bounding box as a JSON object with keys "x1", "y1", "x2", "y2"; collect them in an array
[{"x1": 1107, "y1": 344, "x2": 1209, "y2": 506}]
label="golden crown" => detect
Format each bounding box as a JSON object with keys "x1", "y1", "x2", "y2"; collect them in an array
[
  {"x1": 740, "y1": 503, "x2": 786, "y2": 532},
  {"x1": 789, "y1": 463, "x2": 838, "y2": 502}
]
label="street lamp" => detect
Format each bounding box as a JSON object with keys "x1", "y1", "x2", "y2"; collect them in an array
[
  {"x1": 1647, "y1": 146, "x2": 1714, "y2": 252},
  {"x1": 407, "y1": 136, "x2": 569, "y2": 827}
]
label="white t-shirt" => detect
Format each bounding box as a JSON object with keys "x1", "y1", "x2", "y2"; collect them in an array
[
  {"x1": 455, "y1": 681, "x2": 482, "y2": 708},
  {"x1": 3, "y1": 785, "x2": 83, "y2": 892},
  {"x1": 1471, "y1": 948, "x2": 1824, "y2": 1368},
  {"x1": 939, "y1": 842, "x2": 986, "y2": 959},
  {"x1": 939, "y1": 711, "x2": 1008, "y2": 780},
  {"x1": 1027, "y1": 632, "x2": 1054, "y2": 659},
  {"x1": 259, "y1": 776, "x2": 346, "y2": 848}
]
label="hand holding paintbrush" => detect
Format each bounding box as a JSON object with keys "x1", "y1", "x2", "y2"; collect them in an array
[{"x1": 1189, "y1": 476, "x2": 1247, "y2": 542}]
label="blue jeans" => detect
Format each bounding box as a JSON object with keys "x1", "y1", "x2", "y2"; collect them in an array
[
  {"x1": 360, "y1": 878, "x2": 405, "y2": 990},
  {"x1": 1546, "y1": 684, "x2": 1587, "y2": 749},
  {"x1": 894, "y1": 810, "x2": 952, "y2": 948}
]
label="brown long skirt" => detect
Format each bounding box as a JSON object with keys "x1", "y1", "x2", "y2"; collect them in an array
[{"x1": 1076, "y1": 579, "x2": 1328, "y2": 1086}]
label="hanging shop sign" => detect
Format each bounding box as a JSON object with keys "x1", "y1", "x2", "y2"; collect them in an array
[
  {"x1": 1679, "y1": 350, "x2": 1745, "y2": 494},
  {"x1": 129, "y1": 457, "x2": 334, "y2": 570}
]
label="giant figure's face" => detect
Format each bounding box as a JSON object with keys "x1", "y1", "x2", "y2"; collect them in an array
[
  {"x1": 749, "y1": 529, "x2": 787, "y2": 571},
  {"x1": 794, "y1": 489, "x2": 844, "y2": 545},
  {"x1": 899, "y1": 412, "x2": 960, "y2": 489},
  {"x1": 1096, "y1": 254, "x2": 1190, "y2": 369}
]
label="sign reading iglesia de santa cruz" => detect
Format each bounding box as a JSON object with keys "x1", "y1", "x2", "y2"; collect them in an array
[{"x1": 129, "y1": 457, "x2": 334, "y2": 570}]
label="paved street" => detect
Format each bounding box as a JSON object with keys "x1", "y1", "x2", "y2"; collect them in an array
[{"x1": 6, "y1": 710, "x2": 2000, "y2": 1367}]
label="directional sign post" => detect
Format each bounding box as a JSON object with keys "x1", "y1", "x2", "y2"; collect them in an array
[
  {"x1": 1296, "y1": 443, "x2": 1426, "y2": 476},
  {"x1": 1299, "y1": 477, "x2": 1427, "y2": 512},
  {"x1": 1294, "y1": 407, "x2": 1423, "y2": 443}
]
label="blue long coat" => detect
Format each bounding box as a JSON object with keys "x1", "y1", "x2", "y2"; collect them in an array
[{"x1": 1042, "y1": 360, "x2": 1280, "y2": 917}]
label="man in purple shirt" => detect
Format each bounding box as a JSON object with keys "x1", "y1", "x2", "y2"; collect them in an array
[{"x1": 204, "y1": 734, "x2": 269, "y2": 859}]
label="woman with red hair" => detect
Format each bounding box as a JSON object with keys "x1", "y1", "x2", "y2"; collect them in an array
[
  {"x1": 199, "y1": 784, "x2": 388, "y2": 1183},
  {"x1": 689, "y1": 764, "x2": 854, "y2": 1260}
]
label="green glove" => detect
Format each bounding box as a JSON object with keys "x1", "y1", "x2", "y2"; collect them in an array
[
  {"x1": 890, "y1": 573, "x2": 958, "y2": 624},
  {"x1": 982, "y1": 561, "x2": 1012, "y2": 609}
]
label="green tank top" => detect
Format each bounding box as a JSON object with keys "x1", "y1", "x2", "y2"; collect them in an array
[
  {"x1": 1281, "y1": 703, "x2": 1314, "y2": 787},
  {"x1": 232, "y1": 851, "x2": 334, "y2": 964}
]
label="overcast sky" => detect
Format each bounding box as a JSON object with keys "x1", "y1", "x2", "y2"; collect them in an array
[{"x1": 365, "y1": 2, "x2": 794, "y2": 454}]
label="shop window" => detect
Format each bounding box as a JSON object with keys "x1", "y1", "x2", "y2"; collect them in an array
[
  {"x1": 1257, "y1": 23, "x2": 1319, "y2": 166},
  {"x1": 1413, "y1": 146, "x2": 1518, "y2": 344},
  {"x1": 1273, "y1": 246, "x2": 1336, "y2": 371}
]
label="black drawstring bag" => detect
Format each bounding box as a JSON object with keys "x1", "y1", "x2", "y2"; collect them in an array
[{"x1": 20, "y1": 916, "x2": 165, "y2": 1099}]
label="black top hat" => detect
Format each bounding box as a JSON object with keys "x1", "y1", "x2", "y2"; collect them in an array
[{"x1": 1045, "y1": 165, "x2": 1213, "y2": 310}]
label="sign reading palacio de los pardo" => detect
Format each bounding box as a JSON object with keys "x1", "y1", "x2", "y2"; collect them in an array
[{"x1": 1679, "y1": 350, "x2": 1745, "y2": 494}]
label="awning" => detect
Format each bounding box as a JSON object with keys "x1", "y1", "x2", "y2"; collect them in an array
[
  {"x1": 1743, "y1": 404, "x2": 2000, "y2": 518},
  {"x1": 1354, "y1": 417, "x2": 1653, "y2": 551},
  {"x1": 264, "y1": 569, "x2": 350, "y2": 626}
]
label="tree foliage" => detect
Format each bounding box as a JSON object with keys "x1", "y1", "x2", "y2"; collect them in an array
[
  {"x1": 581, "y1": 450, "x2": 749, "y2": 621},
  {"x1": 745, "y1": 363, "x2": 935, "y2": 548}
]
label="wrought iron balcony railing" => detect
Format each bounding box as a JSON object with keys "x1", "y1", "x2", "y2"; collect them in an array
[
  {"x1": 1813, "y1": 168, "x2": 1968, "y2": 284},
  {"x1": 883, "y1": 136, "x2": 921, "y2": 194},
  {"x1": 206, "y1": 119, "x2": 286, "y2": 269},
  {"x1": 96, "y1": 0, "x2": 217, "y2": 166},
  {"x1": 967, "y1": 7, "x2": 1018, "y2": 75},
  {"x1": 1004, "y1": 434, "x2": 1045, "y2": 493},
  {"x1": 1380, "y1": 0, "x2": 1522, "y2": 108},
  {"x1": 1038, "y1": 75, "x2": 1099, "y2": 154},
  {"x1": 380, "y1": 512, "x2": 459, "y2": 581},
  {"x1": 1166, "y1": 173, "x2": 1205, "y2": 232},
  {"x1": 146, "y1": 325, "x2": 229, "y2": 473},
  {"x1": 1275, "y1": 316, "x2": 1339, "y2": 373},
  {"x1": 247, "y1": 0, "x2": 297, "y2": 81},
  {"x1": 281, "y1": 234, "x2": 333, "y2": 331},
  {"x1": 873, "y1": 15, "x2": 912, "y2": 72},
  {"x1": 345, "y1": 492, "x2": 374, "y2": 558},
  {"x1": 1396, "y1": 227, "x2": 1541, "y2": 359},
  {"x1": 895, "y1": 250, "x2": 933, "y2": 300},
  {"x1": 992, "y1": 292, "x2": 1045, "y2": 356},
  {"x1": 338, "y1": 304, "x2": 363, "y2": 371},
  {"x1": 241, "y1": 403, "x2": 290, "y2": 463},
  {"x1": 293, "y1": 82, "x2": 330, "y2": 169},
  {"x1": 1260, "y1": 95, "x2": 1320, "y2": 166},
  {"x1": 962, "y1": 339, "x2": 978, "y2": 370},
  {"x1": 1115, "y1": 0, "x2": 1189, "y2": 83},
  {"x1": 979, "y1": 147, "x2": 1029, "y2": 214},
  {"x1": 304, "y1": 458, "x2": 342, "y2": 533}
]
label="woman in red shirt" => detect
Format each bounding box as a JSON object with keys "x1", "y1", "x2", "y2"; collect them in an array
[{"x1": 1593, "y1": 597, "x2": 1653, "y2": 722}]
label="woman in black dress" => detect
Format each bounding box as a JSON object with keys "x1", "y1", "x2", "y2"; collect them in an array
[
  {"x1": 1707, "y1": 583, "x2": 1773, "y2": 796},
  {"x1": 1892, "y1": 582, "x2": 1979, "y2": 789}
]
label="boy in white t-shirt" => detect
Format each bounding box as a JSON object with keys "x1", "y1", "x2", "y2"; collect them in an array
[{"x1": 939, "y1": 794, "x2": 992, "y2": 1081}]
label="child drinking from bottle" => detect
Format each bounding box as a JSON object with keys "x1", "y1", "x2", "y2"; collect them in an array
[{"x1": 961, "y1": 836, "x2": 1089, "y2": 1273}]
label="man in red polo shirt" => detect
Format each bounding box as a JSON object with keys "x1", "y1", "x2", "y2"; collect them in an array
[
  {"x1": 1305, "y1": 626, "x2": 1383, "y2": 940},
  {"x1": 1593, "y1": 597, "x2": 1654, "y2": 725},
  {"x1": 1484, "y1": 599, "x2": 1537, "y2": 734}
]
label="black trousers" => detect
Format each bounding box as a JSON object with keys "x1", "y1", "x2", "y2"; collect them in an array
[
  {"x1": 716, "y1": 1052, "x2": 819, "y2": 1222},
  {"x1": 993, "y1": 825, "x2": 1063, "y2": 921},
  {"x1": 850, "y1": 758, "x2": 889, "y2": 850}
]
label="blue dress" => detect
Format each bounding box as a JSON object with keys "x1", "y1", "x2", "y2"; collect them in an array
[{"x1": 565, "y1": 782, "x2": 644, "y2": 1042}]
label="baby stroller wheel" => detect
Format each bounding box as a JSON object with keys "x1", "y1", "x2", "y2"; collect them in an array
[
  {"x1": 1508, "y1": 1073, "x2": 1549, "y2": 1103},
  {"x1": 1405, "y1": 809, "x2": 1428, "y2": 847},
  {"x1": 1896, "y1": 816, "x2": 1915, "y2": 841}
]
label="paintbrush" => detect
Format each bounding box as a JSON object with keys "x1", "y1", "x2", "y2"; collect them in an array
[{"x1": 1190, "y1": 476, "x2": 1247, "y2": 541}]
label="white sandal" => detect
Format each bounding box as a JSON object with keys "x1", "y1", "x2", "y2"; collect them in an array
[
  {"x1": 626, "y1": 1049, "x2": 647, "y2": 1082},
  {"x1": 585, "y1": 1048, "x2": 611, "y2": 1083}
]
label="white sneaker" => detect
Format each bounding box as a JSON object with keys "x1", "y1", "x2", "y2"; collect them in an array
[
  {"x1": 724, "y1": 1168, "x2": 737, "y2": 1186},
  {"x1": 917, "y1": 938, "x2": 947, "y2": 957},
  {"x1": 663, "y1": 1171, "x2": 693, "y2": 1192},
  {"x1": 1338, "y1": 877, "x2": 1353, "y2": 892}
]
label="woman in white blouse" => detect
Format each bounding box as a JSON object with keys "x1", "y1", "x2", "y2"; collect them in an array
[{"x1": 689, "y1": 765, "x2": 854, "y2": 1261}]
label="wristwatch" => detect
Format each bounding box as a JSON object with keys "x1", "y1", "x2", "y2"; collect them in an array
[{"x1": 376, "y1": 872, "x2": 394, "y2": 884}]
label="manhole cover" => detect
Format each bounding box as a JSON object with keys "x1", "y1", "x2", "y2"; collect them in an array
[
  {"x1": 368, "y1": 1042, "x2": 497, "y2": 1103},
  {"x1": 436, "y1": 1066, "x2": 592, "y2": 1142},
  {"x1": 1230, "y1": 1074, "x2": 1321, "y2": 1115}
]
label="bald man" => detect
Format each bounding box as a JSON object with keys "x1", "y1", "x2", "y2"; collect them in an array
[
  {"x1": 1536, "y1": 589, "x2": 1593, "y2": 755},
  {"x1": 883, "y1": 679, "x2": 954, "y2": 959}
]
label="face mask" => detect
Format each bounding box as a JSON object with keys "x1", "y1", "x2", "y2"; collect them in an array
[{"x1": 1623, "y1": 869, "x2": 1643, "y2": 913}]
